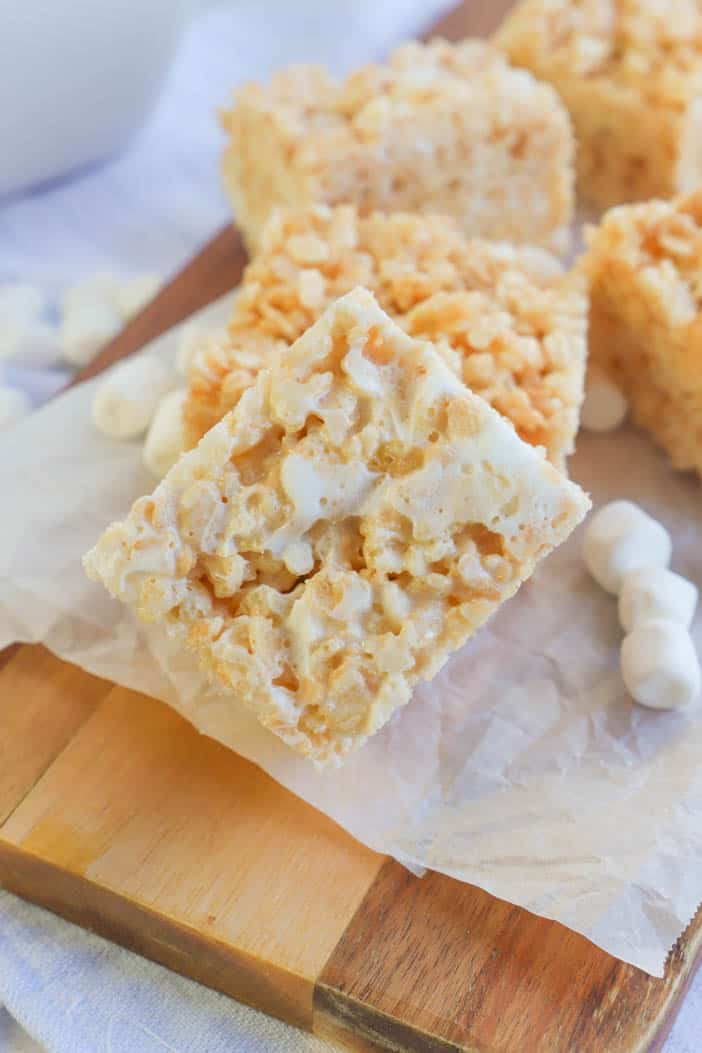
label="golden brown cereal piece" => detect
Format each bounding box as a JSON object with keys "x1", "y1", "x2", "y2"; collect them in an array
[
  {"x1": 85, "y1": 289, "x2": 590, "y2": 765},
  {"x1": 183, "y1": 205, "x2": 587, "y2": 468},
  {"x1": 495, "y1": 0, "x2": 702, "y2": 208},
  {"x1": 584, "y1": 187, "x2": 702, "y2": 475},
  {"x1": 221, "y1": 39, "x2": 574, "y2": 253}
]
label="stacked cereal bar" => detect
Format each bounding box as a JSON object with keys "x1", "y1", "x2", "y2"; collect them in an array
[
  {"x1": 221, "y1": 40, "x2": 574, "y2": 254},
  {"x1": 184, "y1": 206, "x2": 587, "y2": 469},
  {"x1": 495, "y1": 0, "x2": 702, "y2": 209},
  {"x1": 85, "y1": 290, "x2": 590, "y2": 764},
  {"x1": 584, "y1": 188, "x2": 702, "y2": 476}
]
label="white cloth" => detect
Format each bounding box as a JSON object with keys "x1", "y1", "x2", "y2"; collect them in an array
[{"x1": 0, "y1": 2, "x2": 700, "y2": 1050}]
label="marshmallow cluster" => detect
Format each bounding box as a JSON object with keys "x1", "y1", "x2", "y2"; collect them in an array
[
  {"x1": 0, "y1": 273, "x2": 163, "y2": 431},
  {"x1": 92, "y1": 357, "x2": 177, "y2": 440},
  {"x1": 61, "y1": 272, "x2": 162, "y2": 367},
  {"x1": 583, "y1": 501, "x2": 699, "y2": 711},
  {"x1": 91, "y1": 322, "x2": 222, "y2": 478}
]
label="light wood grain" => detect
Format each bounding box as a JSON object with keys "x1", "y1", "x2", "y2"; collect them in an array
[
  {"x1": 0, "y1": 687, "x2": 383, "y2": 1029},
  {"x1": 0, "y1": 645, "x2": 109, "y2": 823}
]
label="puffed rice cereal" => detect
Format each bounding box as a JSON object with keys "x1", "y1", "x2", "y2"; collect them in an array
[
  {"x1": 495, "y1": 0, "x2": 702, "y2": 208},
  {"x1": 184, "y1": 205, "x2": 587, "y2": 469},
  {"x1": 584, "y1": 188, "x2": 702, "y2": 476},
  {"x1": 85, "y1": 289, "x2": 590, "y2": 765},
  {"x1": 221, "y1": 39, "x2": 574, "y2": 253}
]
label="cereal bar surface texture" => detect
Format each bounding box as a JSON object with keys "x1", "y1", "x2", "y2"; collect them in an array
[
  {"x1": 85, "y1": 289, "x2": 590, "y2": 765},
  {"x1": 584, "y1": 188, "x2": 702, "y2": 476},
  {"x1": 495, "y1": 0, "x2": 702, "y2": 208},
  {"x1": 185, "y1": 206, "x2": 587, "y2": 468},
  {"x1": 221, "y1": 39, "x2": 574, "y2": 253}
]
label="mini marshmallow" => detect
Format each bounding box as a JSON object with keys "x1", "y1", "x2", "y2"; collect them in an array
[
  {"x1": 176, "y1": 323, "x2": 208, "y2": 377},
  {"x1": 0, "y1": 283, "x2": 45, "y2": 323},
  {"x1": 61, "y1": 300, "x2": 121, "y2": 367},
  {"x1": 92, "y1": 356, "x2": 177, "y2": 439},
  {"x1": 143, "y1": 388, "x2": 187, "y2": 478},
  {"x1": 583, "y1": 500, "x2": 671, "y2": 594},
  {"x1": 580, "y1": 366, "x2": 628, "y2": 433},
  {"x1": 0, "y1": 322, "x2": 23, "y2": 362},
  {"x1": 619, "y1": 567, "x2": 698, "y2": 632},
  {"x1": 621, "y1": 618, "x2": 701, "y2": 710},
  {"x1": 0, "y1": 385, "x2": 31, "y2": 430},
  {"x1": 62, "y1": 272, "x2": 121, "y2": 316},
  {"x1": 0, "y1": 320, "x2": 60, "y2": 367},
  {"x1": 114, "y1": 274, "x2": 162, "y2": 322}
]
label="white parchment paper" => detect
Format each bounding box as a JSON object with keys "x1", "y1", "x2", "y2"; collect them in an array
[{"x1": 1, "y1": 293, "x2": 701, "y2": 976}]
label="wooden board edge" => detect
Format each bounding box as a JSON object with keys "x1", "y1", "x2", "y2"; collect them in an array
[
  {"x1": 0, "y1": 644, "x2": 20, "y2": 673},
  {"x1": 313, "y1": 941, "x2": 702, "y2": 1053},
  {"x1": 313, "y1": 984, "x2": 468, "y2": 1053},
  {"x1": 647, "y1": 925, "x2": 702, "y2": 1053},
  {"x1": 312, "y1": 860, "x2": 702, "y2": 1053},
  {"x1": 0, "y1": 839, "x2": 314, "y2": 1031}
]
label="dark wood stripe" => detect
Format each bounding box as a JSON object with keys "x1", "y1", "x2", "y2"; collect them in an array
[
  {"x1": 315, "y1": 983, "x2": 466, "y2": 1053},
  {"x1": 429, "y1": 0, "x2": 514, "y2": 40},
  {"x1": 70, "y1": 226, "x2": 247, "y2": 387},
  {"x1": 315, "y1": 860, "x2": 702, "y2": 1053}
]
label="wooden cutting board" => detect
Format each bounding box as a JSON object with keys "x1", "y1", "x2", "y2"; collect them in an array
[{"x1": 1, "y1": 3, "x2": 701, "y2": 1051}]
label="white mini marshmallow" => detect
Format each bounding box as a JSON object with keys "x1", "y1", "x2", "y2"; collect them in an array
[
  {"x1": 0, "y1": 320, "x2": 61, "y2": 367},
  {"x1": 583, "y1": 500, "x2": 671, "y2": 594},
  {"x1": 0, "y1": 385, "x2": 31, "y2": 430},
  {"x1": 61, "y1": 300, "x2": 121, "y2": 367},
  {"x1": 580, "y1": 366, "x2": 628, "y2": 433},
  {"x1": 62, "y1": 272, "x2": 121, "y2": 316},
  {"x1": 114, "y1": 274, "x2": 162, "y2": 322},
  {"x1": 92, "y1": 356, "x2": 176, "y2": 439},
  {"x1": 0, "y1": 283, "x2": 45, "y2": 324},
  {"x1": 621, "y1": 618, "x2": 701, "y2": 710},
  {"x1": 143, "y1": 388, "x2": 187, "y2": 478},
  {"x1": 176, "y1": 322, "x2": 208, "y2": 377},
  {"x1": 619, "y1": 567, "x2": 698, "y2": 632}
]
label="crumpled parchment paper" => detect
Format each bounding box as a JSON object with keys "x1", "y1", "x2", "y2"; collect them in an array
[{"x1": 1, "y1": 293, "x2": 701, "y2": 976}]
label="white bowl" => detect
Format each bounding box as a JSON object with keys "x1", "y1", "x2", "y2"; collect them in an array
[{"x1": 0, "y1": 0, "x2": 193, "y2": 197}]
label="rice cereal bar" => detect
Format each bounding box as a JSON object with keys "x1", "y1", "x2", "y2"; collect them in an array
[
  {"x1": 495, "y1": 0, "x2": 702, "y2": 209},
  {"x1": 221, "y1": 39, "x2": 574, "y2": 253},
  {"x1": 85, "y1": 289, "x2": 590, "y2": 765},
  {"x1": 584, "y1": 188, "x2": 702, "y2": 475},
  {"x1": 185, "y1": 206, "x2": 587, "y2": 468}
]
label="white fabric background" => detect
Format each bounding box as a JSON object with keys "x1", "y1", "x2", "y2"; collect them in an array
[{"x1": 0, "y1": 1, "x2": 700, "y2": 1050}]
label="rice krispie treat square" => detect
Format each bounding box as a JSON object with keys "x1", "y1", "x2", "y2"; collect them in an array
[
  {"x1": 221, "y1": 39, "x2": 574, "y2": 254},
  {"x1": 495, "y1": 0, "x2": 702, "y2": 209},
  {"x1": 85, "y1": 289, "x2": 589, "y2": 765},
  {"x1": 584, "y1": 188, "x2": 702, "y2": 475},
  {"x1": 185, "y1": 206, "x2": 587, "y2": 468}
]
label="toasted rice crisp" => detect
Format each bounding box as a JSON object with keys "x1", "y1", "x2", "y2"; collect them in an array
[
  {"x1": 221, "y1": 39, "x2": 574, "y2": 254},
  {"x1": 185, "y1": 206, "x2": 587, "y2": 468},
  {"x1": 85, "y1": 290, "x2": 589, "y2": 765},
  {"x1": 584, "y1": 188, "x2": 702, "y2": 475},
  {"x1": 495, "y1": 0, "x2": 702, "y2": 208}
]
